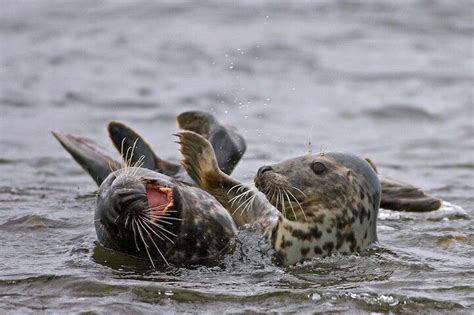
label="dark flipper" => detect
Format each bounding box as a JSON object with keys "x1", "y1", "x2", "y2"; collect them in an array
[
  {"x1": 379, "y1": 176, "x2": 442, "y2": 212},
  {"x1": 177, "y1": 111, "x2": 246, "y2": 175},
  {"x1": 52, "y1": 131, "x2": 120, "y2": 186},
  {"x1": 364, "y1": 157, "x2": 442, "y2": 212},
  {"x1": 107, "y1": 121, "x2": 181, "y2": 176}
]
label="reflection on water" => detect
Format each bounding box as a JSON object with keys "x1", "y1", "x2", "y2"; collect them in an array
[{"x1": 1, "y1": 0, "x2": 473, "y2": 312}]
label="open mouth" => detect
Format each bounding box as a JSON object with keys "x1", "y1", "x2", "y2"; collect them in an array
[{"x1": 145, "y1": 183, "x2": 174, "y2": 223}]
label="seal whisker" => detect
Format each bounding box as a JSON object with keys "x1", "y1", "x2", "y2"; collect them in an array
[
  {"x1": 107, "y1": 160, "x2": 119, "y2": 177},
  {"x1": 229, "y1": 189, "x2": 253, "y2": 207},
  {"x1": 230, "y1": 190, "x2": 252, "y2": 208},
  {"x1": 268, "y1": 186, "x2": 277, "y2": 205},
  {"x1": 283, "y1": 189, "x2": 298, "y2": 221},
  {"x1": 146, "y1": 215, "x2": 174, "y2": 225},
  {"x1": 242, "y1": 193, "x2": 258, "y2": 215},
  {"x1": 139, "y1": 219, "x2": 169, "y2": 266},
  {"x1": 143, "y1": 206, "x2": 173, "y2": 212},
  {"x1": 286, "y1": 189, "x2": 307, "y2": 222},
  {"x1": 124, "y1": 213, "x2": 130, "y2": 228},
  {"x1": 288, "y1": 185, "x2": 307, "y2": 198},
  {"x1": 280, "y1": 189, "x2": 288, "y2": 218},
  {"x1": 130, "y1": 155, "x2": 145, "y2": 177},
  {"x1": 239, "y1": 192, "x2": 255, "y2": 215},
  {"x1": 141, "y1": 217, "x2": 178, "y2": 238},
  {"x1": 120, "y1": 138, "x2": 126, "y2": 167},
  {"x1": 147, "y1": 215, "x2": 182, "y2": 224},
  {"x1": 232, "y1": 191, "x2": 256, "y2": 215},
  {"x1": 228, "y1": 183, "x2": 245, "y2": 195},
  {"x1": 128, "y1": 138, "x2": 140, "y2": 167},
  {"x1": 280, "y1": 189, "x2": 288, "y2": 219},
  {"x1": 138, "y1": 217, "x2": 165, "y2": 241},
  {"x1": 141, "y1": 217, "x2": 175, "y2": 245},
  {"x1": 135, "y1": 218, "x2": 157, "y2": 268},
  {"x1": 276, "y1": 188, "x2": 286, "y2": 218},
  {"x1": 131, "y1": 218, "x2": 140, "y2": 251}
]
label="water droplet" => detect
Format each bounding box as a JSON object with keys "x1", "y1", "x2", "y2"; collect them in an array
[{"x1": 310, "y1": 293, "x2": 321, "y2": 301}]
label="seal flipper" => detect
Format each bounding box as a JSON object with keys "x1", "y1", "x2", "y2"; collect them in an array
[
  {"x1": 379, "y1": 176, "x2": 442, "y2": 212},
  {"x1": 108, "y1": 121, "x2": 181, "y2": 176},
  {"x1": 52, "y1": 131, "x2": 120, "y2": 186},
  {"x1": 364, "y1": 157, "x2": 442, "y2": 212},
  {"x1": 177, "y1": 111, "x2": 246, "y2": 175},
  {"x1": 178, "y1": 131, "x2": 277, "y2": 227}
]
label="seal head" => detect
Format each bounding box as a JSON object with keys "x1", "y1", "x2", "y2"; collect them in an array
[
  {"x1": 254, "y1": 152, "x2": 381, "y2": 263},
  {"x1": 95, "y1": 167, "x2": 237, "y2": 266}
]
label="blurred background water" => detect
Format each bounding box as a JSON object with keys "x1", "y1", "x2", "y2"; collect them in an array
[{"x1": 1, "y1": 0, "x2": 473, "y2": 313}]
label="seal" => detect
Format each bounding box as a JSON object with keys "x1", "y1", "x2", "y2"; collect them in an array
[
  {"x1": 178, "y1": 131, "x2": 381, "y2": 265},
  {"x1": 51, "y1": 111, "x2": 246, "y2": 266},
  {"x1": 94, "y1": 166, "x2": 236, "y2": 266}
]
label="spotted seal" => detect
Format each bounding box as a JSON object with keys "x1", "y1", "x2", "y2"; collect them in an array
[
  {"x1": 52, "y1": 111, "x2": 246, "y2": 266},
  {"x1": 178, "y1": 131, "x2": 382, "y2": 265}
]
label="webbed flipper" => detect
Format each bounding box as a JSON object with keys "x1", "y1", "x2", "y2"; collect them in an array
[
  {"x1": 177, "y1": 131, "x2": 276, "y2": 227},
  {"x1": 364, "y1": 157, "x2": 442, "y2": 212},
  {"x1": 177, "y1": 111, "x2": 246, "y2": 175},
  {"x1": 108, "y1": 121, "x2": 181, "y2": 176},
  {"x1": 52, "y1": 131, "x2": 120, "y2": 186},
  {"x1": 379, "y1": 176, "x2": 442, "y2": 212}
]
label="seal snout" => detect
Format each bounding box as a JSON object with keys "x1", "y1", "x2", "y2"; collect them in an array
[
  {"x1": 257, "y1": 165, "x2": 273, "y2": 176},
  {"x1": 111, "y1": 185, "x2": 147, "y2": 216}
]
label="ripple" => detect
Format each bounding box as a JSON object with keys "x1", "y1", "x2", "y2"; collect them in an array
[
  {"x1": 100, "y1": 100, "x2": 162, "y2": 109},
  {"x1": 0, "y1": 215, "x2": 73, "y2": 230},
  {"x1": 343, "y1": 104, "x2": 441, "y2": 122}
]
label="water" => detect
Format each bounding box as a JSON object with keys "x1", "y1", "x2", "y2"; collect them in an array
[{"x1": 1, "y1": 0, "x2": 473, "y2": 313}]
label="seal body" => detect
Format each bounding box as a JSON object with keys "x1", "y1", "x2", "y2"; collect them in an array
[
  {"x1": 96, "y1": 167, "x2": 237, "y2": 265},
  {"x1": 178, "y1": 131, "x2": 381, "y2": 265}
]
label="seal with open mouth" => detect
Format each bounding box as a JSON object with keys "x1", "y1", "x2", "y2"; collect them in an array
[
  {"x1": 94, "y1": 166, "x2": 236, "y2": 266},
  {"x1": 52, "y1": 111, "x2": 245, "y2": 266}
]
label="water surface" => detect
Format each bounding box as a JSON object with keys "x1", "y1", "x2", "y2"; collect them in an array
[{"x1": 1, "y1": 0, "x2": 473, "y2": 313}]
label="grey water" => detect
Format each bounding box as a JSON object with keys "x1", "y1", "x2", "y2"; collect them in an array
[{"x1": 1, "y1": 0, "x2": 473, "y2": 313}]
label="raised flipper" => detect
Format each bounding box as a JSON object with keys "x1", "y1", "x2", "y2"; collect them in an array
[
  {"x1": 177, "y1": 131, "x2": 277, "y2": 227},
  {"x1": 177, "y1": 111, "x2": 246, "y2": 175},
  {"x1": 379, "y1": 176, "x2": 442, "y2": 212},
  {"x1": 52, "y1": 131, "x2": 120, "y2": 186},
  {"x1": 108, "y1": 121, "x2": 181, "y2": 177},
  {"x1": 364, "y1": 157, "x2": 442, "y2": 212},
  {"x1": 108, "y1": 112, "x2": 246, "y2": 179}
]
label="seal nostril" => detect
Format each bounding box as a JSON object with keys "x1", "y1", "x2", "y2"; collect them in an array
[{"x1": 258, "y1": 165, "x2": 273, "y2": 176}]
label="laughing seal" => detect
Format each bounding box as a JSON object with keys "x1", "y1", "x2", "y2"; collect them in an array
[
  {"x1": 94, "y1": 167, "x2": 236, "y2": 266},
  {"x1": 52, "y1": 111, "x2": 246, "y2": 266},
  {"x1": 178, "y1": 131, "x2": 381, "y2": 265}
]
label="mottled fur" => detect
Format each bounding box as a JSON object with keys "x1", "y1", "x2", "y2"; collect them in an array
[{"x1": 178, "y1": 131, "x2": 381, "y2": 265}]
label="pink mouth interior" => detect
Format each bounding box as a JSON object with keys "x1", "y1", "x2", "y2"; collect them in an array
[{"x1": 145, "y1": 184, "x2": 173, "y2": 222}]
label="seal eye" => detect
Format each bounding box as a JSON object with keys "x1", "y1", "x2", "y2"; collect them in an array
[{"x1": 312, "y1": 162, "x2": 327, "y2": 175}]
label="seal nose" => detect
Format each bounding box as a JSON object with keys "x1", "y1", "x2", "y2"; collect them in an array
[{"x1": 257, "y1": 165, "x2": 273, "y2": 176}]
